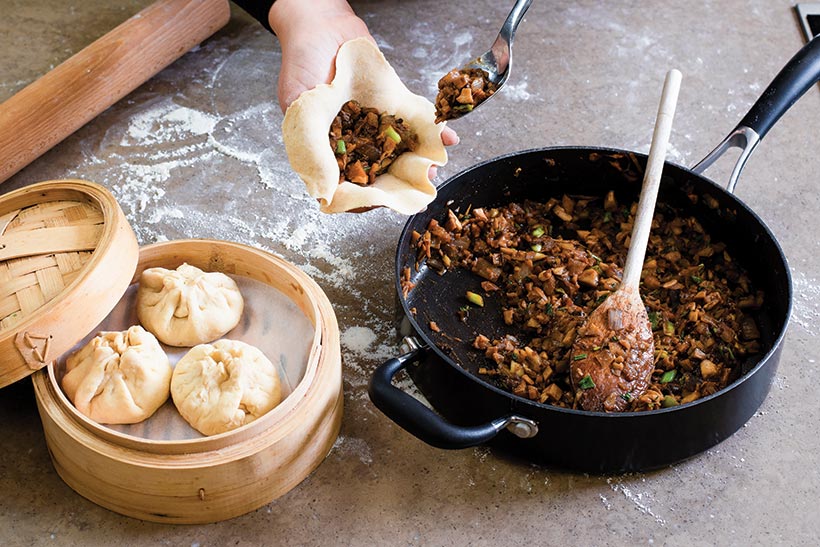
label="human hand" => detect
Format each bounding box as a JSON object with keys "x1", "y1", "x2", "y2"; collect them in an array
[
  {"x1": 269, "y1": 0, "x2": 372, "y2": 113},
  {"x1": 269, "y1": 0, "x2": 458, "y2": 178}
]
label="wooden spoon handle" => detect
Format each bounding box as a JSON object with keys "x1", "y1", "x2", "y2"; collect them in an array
[
  {"x1": 621, "y1": 69, "x2": 682, "y2": 290},
  {"x1": 0, "y1": 0, "x2": 231, "y2": 185}
]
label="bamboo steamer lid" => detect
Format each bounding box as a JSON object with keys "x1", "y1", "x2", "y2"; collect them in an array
[{"x1": 0, "y1": 179, "x2": 138, "y2": 388}]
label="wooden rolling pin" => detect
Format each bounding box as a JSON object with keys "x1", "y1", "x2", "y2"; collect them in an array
[{"x1": 0, "y1": 0, "x2": 231, "y2": 185}]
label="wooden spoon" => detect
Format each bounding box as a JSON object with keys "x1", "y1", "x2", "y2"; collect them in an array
[{"x1": 570, "y1": 69, "x2": 682, "y2": 412}]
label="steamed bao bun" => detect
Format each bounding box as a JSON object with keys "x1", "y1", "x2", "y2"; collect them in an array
[
  {"x1": 282, "y1": 37, "x2": 448, "y2": 214},
  {"x1": 137, "y1": 263, "x2": 243, "y2": 347},
  {"x1": 171, "y1": 339, "x2": 282, "y2": 436},
  {"x1": 62, "y1": 326, "x2": 172, "y2": 424}
]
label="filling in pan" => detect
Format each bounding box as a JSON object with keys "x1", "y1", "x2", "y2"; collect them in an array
[
  {"x1": 329, "y1": 100, "x2": 419, "y2": 186},
  {"x1": 434, "y1": 68, "x2": 498, "y2": 123},
  {"x1": 408, "y1": 191, "x2": 764, "y2": 412}
]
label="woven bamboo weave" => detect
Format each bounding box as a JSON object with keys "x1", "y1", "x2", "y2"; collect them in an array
[{"x1": 0, "y1": 199, "x2": 102, "y2": 332}]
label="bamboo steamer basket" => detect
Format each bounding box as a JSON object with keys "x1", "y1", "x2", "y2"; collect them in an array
[{"x1": 1, "y1": 180, "x2": 343, "y2": 524}]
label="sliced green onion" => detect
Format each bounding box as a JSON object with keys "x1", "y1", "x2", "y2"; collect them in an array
[
  {"x1": 384, "y1": 126, "x2": 401, "y2": 144},
  {"x1": 603, "y1": 211, "x2": 613, "y2": 223},
  {"x1": 691, "y1": 275, "x2": 703, "y2": 284},
  {"x1": 531, "y1": 243, "x2": 542, "y2": 252},
  {"x1": 663, "y1": 321, "x2": 675, "y2": 336},
  {"x1": 453, "y1": 104, "x2": 473, "y2": 113},
  {"x1": 578, "y1": 374, "x2": 595, "y2": 390},
  {"x1": 335, "y1": 139, "x2": 346, "y2": 154},
  {"x1": 573, "y1": 353, "x2": 588, "y2": 361},
  {"x1": 661, "y1": 395, "x2": 679, "y2": 408},
  {"x1": 660, "y1": 369, "x2": 677, "y2": 383},
  {"x1": 648, "y1": 311, "x2": 660, "y2": 330},
  {"x1": 531, "y1": 225, "x2": 545, "y2": 238},
  {"x1": 621, "y1": 392, "x2": 633, "y2": 402},
  {"x1": 546, "y1": 303, "x2": 554, "y2": 316},
  {"x1": 466, "y1": 291, "x2": 484, "y2": 307}
]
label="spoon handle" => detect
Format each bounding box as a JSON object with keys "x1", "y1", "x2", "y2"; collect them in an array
[
  {"x1": 500, "y1": 0, "x2": 534, "y2": 44},
  {"x1": 491, "y1": 0, "x2": 533, "y2": 75},
  {"x1": 621, "y1": 69, "x2": 682, "y2": 290}
]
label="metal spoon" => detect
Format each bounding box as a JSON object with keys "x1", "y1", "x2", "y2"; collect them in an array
[
  {"x1": 437, "y1": 0, "x2": 532, "y2": 120},
  {"x1": 570, "y1": 69, "x2": 682, "y2": 412}
]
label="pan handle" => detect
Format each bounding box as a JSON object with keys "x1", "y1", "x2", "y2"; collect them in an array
[
  {"x1": 693, "y1": 34, "x2": 820, "y2": 193},
  {"x1": 368, "y1": 345, "x2": 538, "y2": 449}
]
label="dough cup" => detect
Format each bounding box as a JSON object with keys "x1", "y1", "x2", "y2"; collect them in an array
[{"x1": 282, "y1": 37, "x2": 448, "y2": 214}]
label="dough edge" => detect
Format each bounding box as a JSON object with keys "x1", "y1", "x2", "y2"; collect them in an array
[{"x1": 282, "y1": 37, "x2": 448, "y2": 214}]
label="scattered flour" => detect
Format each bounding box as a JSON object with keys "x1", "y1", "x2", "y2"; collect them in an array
[
  {"x1": 790, "y1": 270, "x2": 820, "y2": 337},
  {"x1": 340, "y1": 325, "x2": 404, "y2": 390},
  {"x1": 502, "y1": 79, "x2": 532, "y2": 101},
  {"x1": 331, "y1": 435, "x2": 373, "y2": 466},
  {"x1": 341, "y1": 326, "x2": 396, "y2": 361},
  {"x1": 607, "y1": 477, "x2": 667, "y2": 525},
  {"x1": 341, "y1": 326, "x2": 378, "y2": 354},
  {"x1": 122, "y1": 103, "x2": 216, "y2": 144}
]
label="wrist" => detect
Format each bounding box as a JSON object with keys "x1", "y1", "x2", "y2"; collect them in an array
[{"x1": 269, "y1": 0, "x2": 356, "y2": 39}]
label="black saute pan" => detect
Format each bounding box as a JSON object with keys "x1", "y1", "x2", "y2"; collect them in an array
[{"x1": 367, "y1": 36, "x2": 820, "y2": 473}]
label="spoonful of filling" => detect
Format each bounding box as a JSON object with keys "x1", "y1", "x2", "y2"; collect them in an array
[{"x1": 433, "y1": 0, "x2": 532, "y2": 122}]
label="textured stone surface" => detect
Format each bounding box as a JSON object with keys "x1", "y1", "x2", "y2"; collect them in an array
[{"x1": 1, "y1": 1, "x2": 819, "y2": 545}]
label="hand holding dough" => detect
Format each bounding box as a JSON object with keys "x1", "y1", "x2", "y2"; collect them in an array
[
  {"x1": 283, "y1": 37, "x2": 448, "y2": 214},
  {"x1": 137, "y1": 263, "x2": 243, "y2": 347}
]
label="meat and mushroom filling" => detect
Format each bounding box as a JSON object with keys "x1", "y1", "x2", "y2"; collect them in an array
[
  {"x1": 329, "y1": 100, "x2": 419, "y2": 186},
  {"x1": 434, "y1": 67, "x2": 498, "y2": 123},
  {"x1": 410, "y1": 191, "x2": 764, "y2": 412}
]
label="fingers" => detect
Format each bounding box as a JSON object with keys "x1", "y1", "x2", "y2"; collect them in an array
[
  {"x1": 427, "y1": 126, "x2": 460, "y2": 180},
  {"x1": 441, "y1": 126, "x2": 459, "y2": 146}
]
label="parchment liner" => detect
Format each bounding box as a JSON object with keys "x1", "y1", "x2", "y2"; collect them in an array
[{"x1": 53, "y1": 275, "x2": 314, "y2": 440}]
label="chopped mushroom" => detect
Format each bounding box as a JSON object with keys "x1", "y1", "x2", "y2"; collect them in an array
[
  {"x1": 434, "y1": 67, "x2": 498, "y2": 122},
  {"x1": 412, "y1": 193, "x2": 764, "y2": 412},
  {"x1": 330, "y1": 100, "x2": 419, "y2": 185}
]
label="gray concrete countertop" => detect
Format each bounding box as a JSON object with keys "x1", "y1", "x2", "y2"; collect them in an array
[{"x1": 2, "y1": 1, "x2": 819, "y2": 545}]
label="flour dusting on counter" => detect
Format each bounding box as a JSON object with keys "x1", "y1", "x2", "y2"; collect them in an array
[
  {"x1": 341, "y1": 325, "x2": 402, "y2": 390},
  {"x1": 332, "y1": 435, "x2": 374, "y2": 466},
  {"x1": 607, "y1": 477, "x2": 667, "y2": 525},
  {"x1": 791, "y1": 270, "x2": 820, "y2": 336}
]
